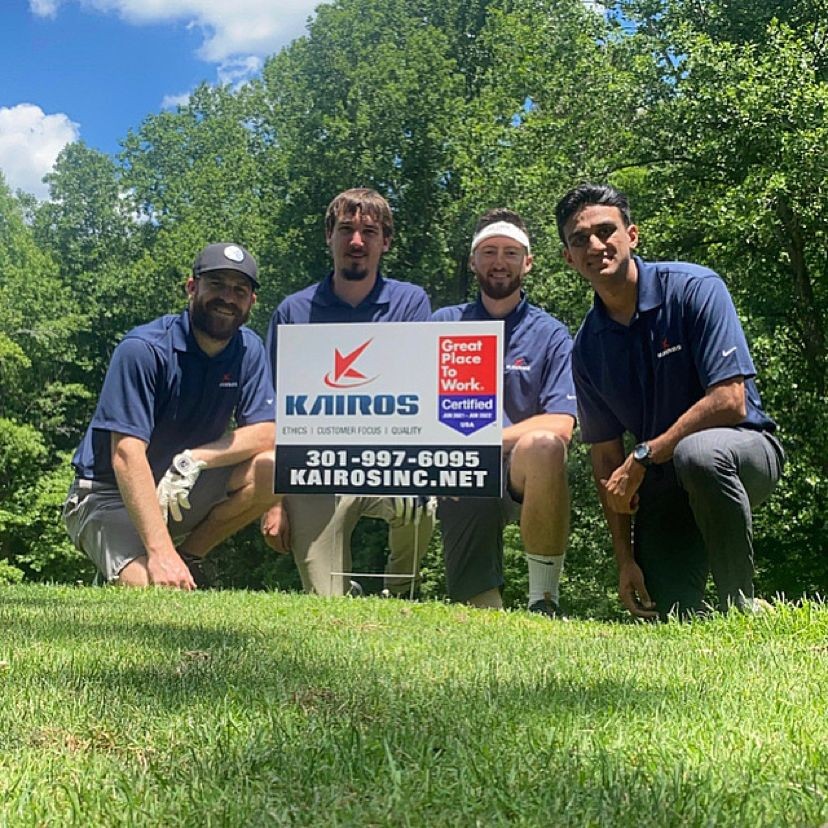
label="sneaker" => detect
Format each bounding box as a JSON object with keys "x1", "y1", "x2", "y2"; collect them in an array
[
  {"x1": 744, "y1": 597, "x2": 774, "y2": 615},
  {"x1": 528, "y1": 597, "x2": 561, "y2": 619},
  {"x1": 347, "y1": 579, "x2": 364, "y2": 598},
  {"x1": 380, "y1": 587, "x2": 420, "y2": 601}
]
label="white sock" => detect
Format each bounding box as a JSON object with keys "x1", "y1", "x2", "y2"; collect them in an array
[{"x1": 526, "y1": 553, "x2": 564, "y2": 606}]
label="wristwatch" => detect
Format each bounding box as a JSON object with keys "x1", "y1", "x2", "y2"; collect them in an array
[{"x1": 632, "y1": 442, "x2": 653, "y2": 467}]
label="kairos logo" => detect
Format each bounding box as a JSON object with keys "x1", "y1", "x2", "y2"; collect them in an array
[
  {"x1": 506, "y1": 356, "x2": 531, "y2": 373},
  {"x1": 324, "y1": 339, "x2": 378, "y2": 388}
]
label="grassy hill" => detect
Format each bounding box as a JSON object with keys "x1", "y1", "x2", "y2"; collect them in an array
[{"x1": 1, "y1": 585, "x2": 826, "y2": 826}]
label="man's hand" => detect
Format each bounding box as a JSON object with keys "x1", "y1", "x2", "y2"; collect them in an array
[
  {"x1": 156, "y1": 450, "x2": 207, "y2": 522},
  {"x1": 146, "y1": 549, "x2": 197, "y2": 590},
  {"x1": 390, "y1": 496, "x2": 434, "y2": 527},
  {"x1": 618, "y1": 560, "x2": 657, "y2": 618},
  {"x1": 601, "y1": 454, "x2": 645, "y2": 514},
  {"x1": 261, "y1": 501, "x2": 291, "y2": 554}
]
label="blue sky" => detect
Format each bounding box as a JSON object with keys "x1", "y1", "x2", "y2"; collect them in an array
[{"x1": 0, "y1": 1, "x2": 322, "y2": 198}]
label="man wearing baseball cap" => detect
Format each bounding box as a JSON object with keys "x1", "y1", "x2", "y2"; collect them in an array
[
  {"x1": 64, "y1": 242, "x2": 279, "y2": 589},
  {"x1": 433, "y1": 209, "x2": 576, "y2": 616}
]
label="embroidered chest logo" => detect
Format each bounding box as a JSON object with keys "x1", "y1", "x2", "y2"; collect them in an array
[
  {"x1": 656, "y1": 336, "x2": 683, "y2": 360},
  {"x1": 506, "y1": 356, "x2": 531, "y2": 372},
  {"x1": 219, "y1": 372, "x2": 239, "y2": 388}
]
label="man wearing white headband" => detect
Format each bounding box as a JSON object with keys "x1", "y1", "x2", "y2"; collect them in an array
[{"x1": 433, "y1": 209, "x2": 576, "y2": 616}]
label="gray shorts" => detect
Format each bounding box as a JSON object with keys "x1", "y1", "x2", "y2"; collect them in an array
[
  {"x1": 438, "y1": 457, "x2": 521, "y2": 602},
  {"x1": 63, "y1": 467, "x2": 233, "y2": 582}
]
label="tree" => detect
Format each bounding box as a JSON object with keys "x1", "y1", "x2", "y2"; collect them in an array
[
  {"x1": 121, "y1": 84, "x2": 273, "y2": 331},
  {"x1": 0, "y1": 177, "x2": 91, "y2": 581}
]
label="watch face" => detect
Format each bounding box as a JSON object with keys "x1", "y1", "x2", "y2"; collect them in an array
[{"x1": 634, "y1": 444, "x2": 650, "y2": 463}]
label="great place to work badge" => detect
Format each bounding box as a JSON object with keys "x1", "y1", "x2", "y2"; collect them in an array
[{"x1": 275, "y1": 321, "x2": 503, "y2": 497}]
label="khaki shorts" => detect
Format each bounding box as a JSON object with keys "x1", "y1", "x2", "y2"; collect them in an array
[{"x1": 63, "y1": 467, "x2": 233, "y2": 581}]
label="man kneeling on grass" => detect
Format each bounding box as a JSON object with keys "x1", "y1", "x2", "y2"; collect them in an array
[
  {"x1": 64, "y1": 243, "x2": 279, "y2": 590},
  {"x1": 432, "y1": 208, "x2": 576, "y2": 616}
]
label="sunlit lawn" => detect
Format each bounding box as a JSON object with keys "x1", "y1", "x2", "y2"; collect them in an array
[{"x1": 0, "y1": 584, "x2": 826, "y2": 826}]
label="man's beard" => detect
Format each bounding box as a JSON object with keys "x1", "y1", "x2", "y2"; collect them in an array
[
  {"x1": 190, "y1": 298, "x2": 249, "y2": 341},
  {"x1": 341, "y1": 265, "x2": 370, "y2": 282},
  {"x1": 478, "y1": 272, "x2": 522, "y2": 301}
]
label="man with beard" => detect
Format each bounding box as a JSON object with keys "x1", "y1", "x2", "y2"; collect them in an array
[
  {"x1": 557, "y1": 183, "x2": 784, "y2": 618},
  {"x1": 261, "y1": 188, "x2": 435, "y2": 597},
  {"x1": 64, "y1": 243, "x2": 279, "y2": 589},
  {"x1": 432, "y1": 209, "x2": 576, "y2": 616}
]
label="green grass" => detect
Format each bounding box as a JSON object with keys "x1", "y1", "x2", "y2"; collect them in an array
[{"x1": 1, "y1": 585, "x2": 827, "y2": 826}]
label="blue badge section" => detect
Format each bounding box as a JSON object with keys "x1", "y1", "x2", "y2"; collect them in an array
[
  {"x1": 437, "y1": 334, "x2": 498, "y2": 436},
  {"x1": 438, "y1": 396, "x2": 497, "y2": 435}
]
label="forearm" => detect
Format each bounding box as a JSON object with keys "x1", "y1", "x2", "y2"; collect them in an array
[
  {"x1": 648, "y1": 378, "x2": 746, "y2": 464},
  {"x1": 599, "y1": 490, "x2": 634, "y2": 567},
  {"x1": 503, "y1": 414, "x2": 573, "y2": 454},
  {"x1": 189, "y1": 421, "x2": 275, "y2": 469},
  {"x1": 590, "y1": 440, "x2": 634, "y2": 564},
  {"x1": 112, "y1": 434, "x2": 176, "y2": 559}
]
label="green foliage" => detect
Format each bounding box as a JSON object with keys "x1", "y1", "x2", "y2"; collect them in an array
[
  {"x1": 0, "y1": 419, "x2": 46, "y2": 502},
  {"x1": 0, "y1": 424, "x2": 90, "y2": 582},
  {"x1": 8, "y1": 456, "x2": 94, "y2": 583},
  {"x1": 250, "y1": 0, "x2": 472, "y2": 308},
  {"x1": 121, "y1": 85, "x2": 273, "y2": 333},
  {"x1": 0, "y1": 178, "x2": 91, "y2": 443},
  {"x1": 0, "y1": 560, "x2": 24, "y2": 584}
]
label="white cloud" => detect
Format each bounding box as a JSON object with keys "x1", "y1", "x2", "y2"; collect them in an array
[
  {"x1": 29, "y1": 0, "x2": 61, "y2": 17},
  {"x1": 217, "y1": 55, "x2": 263, "y2": 87},
  {"x1": 29, "y1": 1, "x2": 322, "y2": 112},
  {"x1": 161, "y1": 91, "x2": 193, "y2": 110},
  {"x1": 29, "y1": 1, "x2": 322, "y2": 62},
  {"x1": 582, "y1": 0, "x2": 608, "y2": 15},
  {"x1": 0, "y1": 104, "x2": 79, "y2": 199}
]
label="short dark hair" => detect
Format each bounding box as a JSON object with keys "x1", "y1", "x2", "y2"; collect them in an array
[
  {"x1": 554, "y1": 183, "x2": 632, "y2": 244},
  {"x1": 473, "y1": 207, "x2": 528, "y2": 237},
  {"x1": 325, "y1": 188, "x2": 394, "y2": 240}
]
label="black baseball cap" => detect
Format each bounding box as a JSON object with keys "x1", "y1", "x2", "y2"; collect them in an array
[{"x1": 192, "y1": 243, "x2": 259, "y2": 289}]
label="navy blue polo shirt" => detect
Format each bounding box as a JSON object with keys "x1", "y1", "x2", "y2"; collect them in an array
[
  {"x1": 433, "y1": 294, "x2": 577, "y2": 428},
  {"x1": 266, "y1": 272, "x2": 431, "y2": 375},
  {"x1": 572, "y1": 257, "x2": 775, "y2": 444},
  {"x1": 72, "y1": 310, "x2": 275, "y2": 484}
]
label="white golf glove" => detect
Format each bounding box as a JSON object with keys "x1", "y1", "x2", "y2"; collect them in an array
[
  {"x1": 390, "y1": 496, "x2": 435, "y2": 527},
  {"x1": 156, "y1": 450, "x2": 207, "y2": 523}
]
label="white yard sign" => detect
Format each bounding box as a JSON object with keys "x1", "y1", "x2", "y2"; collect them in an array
[{"x1": 275, "y1": 321, "x2": 503, "y2": 497}]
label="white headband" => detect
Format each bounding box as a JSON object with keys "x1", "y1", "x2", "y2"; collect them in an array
[{"x1": 470, "y1": 221, "x2": 531, "y2": 254}]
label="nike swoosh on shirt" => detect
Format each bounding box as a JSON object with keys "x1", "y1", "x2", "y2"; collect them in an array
[{"x1": 721, "y1": 347, "x2": 737, "y2": 357}]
